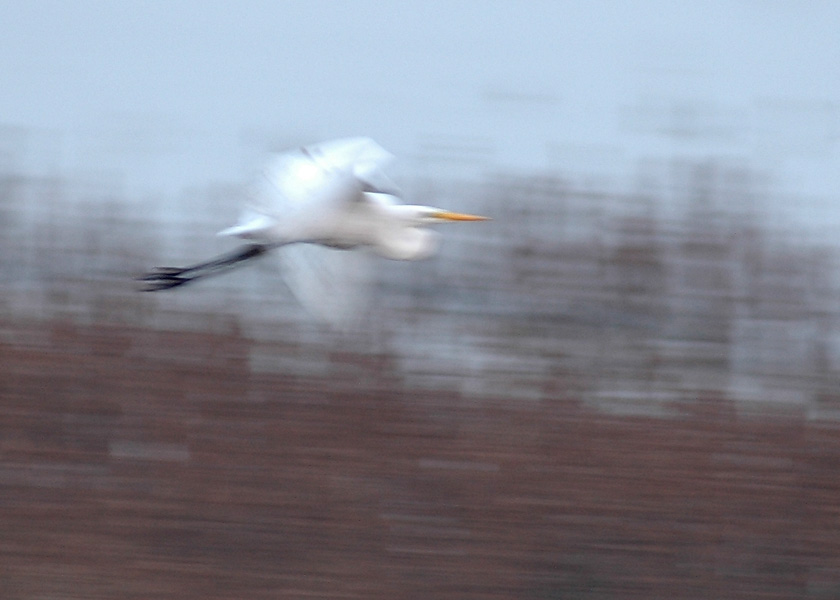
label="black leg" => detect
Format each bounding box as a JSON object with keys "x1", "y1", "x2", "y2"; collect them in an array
[{"x1": 139, "y1": 244, "x2": 269, "y2": 291}]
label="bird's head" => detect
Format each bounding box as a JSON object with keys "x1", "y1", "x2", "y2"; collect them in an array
[{"x1": 374, "y1": 203, "x2": 490, "y2": 261}]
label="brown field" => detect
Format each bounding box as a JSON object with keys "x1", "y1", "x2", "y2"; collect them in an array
[{"x1": 2, "y1": 319, "x2": 839, "y2": 599}]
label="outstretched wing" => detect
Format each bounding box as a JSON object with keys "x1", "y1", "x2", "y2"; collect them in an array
[
  {"x1": 280, "y1": 242, "x2": 372, "y2": 328},
  {"x1": 306, "y1": 137, "x2": 400, "y2": 195},
  {"x1": 218, "y1": 138, "x2": 390, "y2": 325},
  {"x1": 305, "y1": 137, "x2": 394, "y2": 174},
  {"x1": 220, "y1": 138, "x2": 395, "y2": 242}
]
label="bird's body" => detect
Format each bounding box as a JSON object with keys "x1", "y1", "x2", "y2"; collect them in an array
[
  {"x1": 141, "y1": 137, "x2": 488, "y2": 323},
  {"x1": 220, "y1": 139, "x2": 458, "y2": 259}
]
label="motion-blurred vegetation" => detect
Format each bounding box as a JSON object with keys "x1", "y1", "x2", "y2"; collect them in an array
[{"x1": 1, "y1": 133, "x2": 839, "y2": 598}]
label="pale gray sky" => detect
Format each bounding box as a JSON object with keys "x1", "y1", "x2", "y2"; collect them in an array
[{"x1": 1, "y1": 1, "x2": 839, "y2": 206}]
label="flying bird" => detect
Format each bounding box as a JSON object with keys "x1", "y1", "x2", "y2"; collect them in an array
[{"x1": 140, "y1": 137, "x2": 489, "y2": 323}]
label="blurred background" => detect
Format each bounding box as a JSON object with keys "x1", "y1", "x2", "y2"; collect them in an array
[{"x1": 2, "y1": 1, "x2": 840, "y2": 598}]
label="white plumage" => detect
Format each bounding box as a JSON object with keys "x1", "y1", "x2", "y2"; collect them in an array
[{"x1": 141, "y1": 137, "x2": 488, "y2": 324}]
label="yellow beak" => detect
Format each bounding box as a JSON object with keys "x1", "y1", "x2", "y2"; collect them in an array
[{"x1": 435, "y1": 210, "x2": 491, "y2": 222}]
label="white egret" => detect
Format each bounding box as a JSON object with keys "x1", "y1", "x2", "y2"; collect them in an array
[{"x1": 141, "y1": 137, "x2": 488, "y2": 323}]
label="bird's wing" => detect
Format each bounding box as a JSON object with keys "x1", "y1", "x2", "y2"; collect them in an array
[
  {"x1": 251, "y1": 150, "x2": 337, "y2": 214},
  {"x1": 279, "y1": 242, "x2": 372, "y2": 328},
  {"x1": 306, "y1": 137, "x2": 400, "y2": 195},
  {"x1": 220, "y1": 138, "x2": 396, "y2": 244},
  {"x1": 221, "y1": 146, "x2": 360, "y2": 241},
  {"x1": 305, "y1": 137, "x2": 394, "y2": 173}
]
